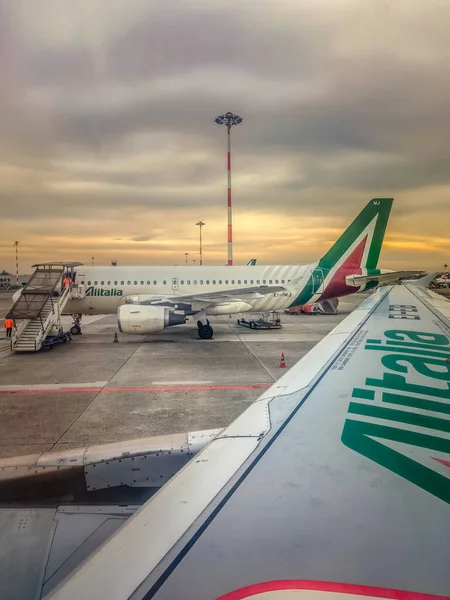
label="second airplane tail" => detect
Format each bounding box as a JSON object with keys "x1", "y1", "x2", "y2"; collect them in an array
[{"x1": 318, "y1": 197, "x2": 393, "y2": 274}]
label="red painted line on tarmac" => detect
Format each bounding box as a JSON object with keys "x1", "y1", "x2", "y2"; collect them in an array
[
  {"x1": 0, "y1": 384, "x2": 271, "y2": 395},
  {"x1": 0, "y1": 387, "x2": 104, "y2": 394}
]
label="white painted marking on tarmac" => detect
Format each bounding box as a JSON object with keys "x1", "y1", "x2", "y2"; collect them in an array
[
  {"x1": 0, "y1": 381, "x2": 108, "y2": 391},
  {"x1": 152, "y1": 381, "x2": 212, "y2": 385}
]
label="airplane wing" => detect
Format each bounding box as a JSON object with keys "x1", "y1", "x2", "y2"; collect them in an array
[
  {"x1": 126, "y1": 284, "x2": 288, "y2": 306},
  {"x1": 346, "y1": 269, "x2": 426, "y2": 287},
  {"x1": 47, "y1": 282, "x2": 450, "y2": 600}
]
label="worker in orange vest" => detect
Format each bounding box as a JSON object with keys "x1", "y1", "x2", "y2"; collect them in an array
[
  {"x1": 63, "y1": 275, "x2": 72, "y2": 289},
  {"x1": 4, "y1": 317, "x2": 15, "y2": 338}
]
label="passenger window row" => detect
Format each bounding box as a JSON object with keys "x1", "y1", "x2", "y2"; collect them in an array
[{"x1": 81, "y1": 279, "x2": 287, "y2": 286}]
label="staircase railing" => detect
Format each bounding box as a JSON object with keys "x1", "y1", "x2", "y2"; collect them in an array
[
  {"x1": 33, "y1": 286, "x2": 72, "y2": 350},
  {"x1": 12, "y1": 286, "x2": 72, "y2": 351},
  {"x1": 11, "y1": 320, "x2": 28, "y2": 349}
]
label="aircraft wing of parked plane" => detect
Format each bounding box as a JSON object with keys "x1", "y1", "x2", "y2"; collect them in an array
[
  {"x1": 48, "y1": 277, "x2": 450, "y2": 600},
  {"x1": 146, "y1": 284, "x2": 287, "y2": 304},
  {"x1": 346, "y1": 269, "x2": 425, "y2": 287}
]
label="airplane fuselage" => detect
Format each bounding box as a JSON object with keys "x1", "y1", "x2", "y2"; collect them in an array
[{"x1": 64, "y1": 263, "x2": 347, "y2": 316}]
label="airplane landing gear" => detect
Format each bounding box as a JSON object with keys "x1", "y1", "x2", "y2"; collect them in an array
[
  {"x1": 70, "y1": 314, "x2": 83, "y2": 336},
  {"x1": 197, "y1": 319, "x2": 214, "y2": 340}
]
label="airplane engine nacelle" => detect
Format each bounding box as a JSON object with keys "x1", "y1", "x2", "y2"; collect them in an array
[
  {"x1": 207, "y1": 302, "x2": 253, "y2": 316},
  {"x1": 117, "y1": 305, "x2": 186, "y2": 334}
]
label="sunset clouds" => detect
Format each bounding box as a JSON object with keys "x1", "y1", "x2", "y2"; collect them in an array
[{"x1": 1, "y1": 0, "x2": 449, "y2": 272}]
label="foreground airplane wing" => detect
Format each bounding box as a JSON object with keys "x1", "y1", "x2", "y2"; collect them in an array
[{"x1": 48, "y1": 283, "x2": 450, "y2": 600}]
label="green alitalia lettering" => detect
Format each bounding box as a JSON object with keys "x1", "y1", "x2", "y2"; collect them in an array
[
  {"x1": 85, "y1": 286, "x2": 123, "y2": 297},
  {"x1": 342, "y1": 327, "x2": 450, "y2": 503},
  {"x1": 349, "y1": 402, "x2": 450, "y2": 433},
  {"x1": 382, "y1": 340, "x2": 450, "y2": 352},
  {"x1": 341, "y1": 418, "x2": 450, "y2": 504},
  {"x1": 366, "y1": 372, "x2": 450, "y2": 400},
  {"x1": 381, "y1": 353, "x2": 450, "y2": 381},
  {"x1": 365, "y1": 344, "x2": 450, "y2": 360},
  {"x1": 384, "y1": 330, "x2": 449, "y2": 345},
  {"x1": 382, "y1": 391, "x2": 450, "y2": 416},
  {"x1": 352, "y1": 388, "x2": 375, "y2": 401}
]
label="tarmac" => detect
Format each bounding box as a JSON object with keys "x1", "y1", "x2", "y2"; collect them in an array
[{"x1": 0, "y1": 291, "x2": 363, "y2": 459}]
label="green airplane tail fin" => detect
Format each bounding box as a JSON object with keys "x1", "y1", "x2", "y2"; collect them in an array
[{"x1": 318, "y1": 198, "x2": 393, "y2": 272}]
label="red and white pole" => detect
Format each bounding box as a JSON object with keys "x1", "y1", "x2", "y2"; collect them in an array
[
  {"x1": 227, "y1": 126, "x2": 232, "y2": 266},
  {"x1": 215, "y1": 112, "x2": 242, "y2": 266},
  {"x1": 14, "y1": 241, "x2": 19, "y2": 286}
]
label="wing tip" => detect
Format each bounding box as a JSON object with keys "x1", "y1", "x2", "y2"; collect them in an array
[{"x1": 410, "y1": 271, "x2": 440, "y2": 288}]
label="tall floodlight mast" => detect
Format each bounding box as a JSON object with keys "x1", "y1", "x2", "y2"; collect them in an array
[
  {"x1": 13, "y1": 241, "x2": 19, "y2": 286},
  {"x1": 214, "y1": 112, "x2": 243, "y2": 266},
  {"x1": 196, "y1": 221, "x2": 205, "y2": 265}
]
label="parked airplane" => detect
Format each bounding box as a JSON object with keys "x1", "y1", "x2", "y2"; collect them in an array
[
  {"x1": 2, "y1": 275, "x2": 449, "y2": 599},
  {"x1": 11, "y1": 198, "x2": 422, "y2": 340}
]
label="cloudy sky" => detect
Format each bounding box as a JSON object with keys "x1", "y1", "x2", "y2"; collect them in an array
[{"x1": 1, "y1": 0, "x2": 449, "y2": 273}]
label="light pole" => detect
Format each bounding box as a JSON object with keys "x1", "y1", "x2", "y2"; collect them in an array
[
  {"x1": 196, "y1": 221, "x2": 205, "y2": 266},
  {"x1": 214, "y1": 112, "x2": 243, "y2": 266},
  {"x1": 184, "y1": 252, "x2": 189, "y2": 265},
  {"x1": 13, "y1": 241, "x2": 19, "y2": 286}
]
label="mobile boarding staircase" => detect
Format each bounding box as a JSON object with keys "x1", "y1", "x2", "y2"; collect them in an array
[{"x1": 7, "y1": 262, "x2": 81, "y2": 352}]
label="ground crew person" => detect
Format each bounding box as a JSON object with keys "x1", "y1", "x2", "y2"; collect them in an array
[
  {"x1": 63, "y1": 275, "x2": 72, "y2": 289},
  {"x1": 4, "y1": 318, "x2": 14, "y2": 338}
]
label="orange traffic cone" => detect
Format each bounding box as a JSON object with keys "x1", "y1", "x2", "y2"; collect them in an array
[
  {"x1": 113, "y1": 332, "x2": 119, "y2": 343},
  {"x1": 280, "y1": 352, "x2": 286, "y2": 368}
]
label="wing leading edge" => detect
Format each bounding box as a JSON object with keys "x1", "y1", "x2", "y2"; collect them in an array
[{"x1": 47, "y1": 284, "x2": 450, "y2": 600}]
